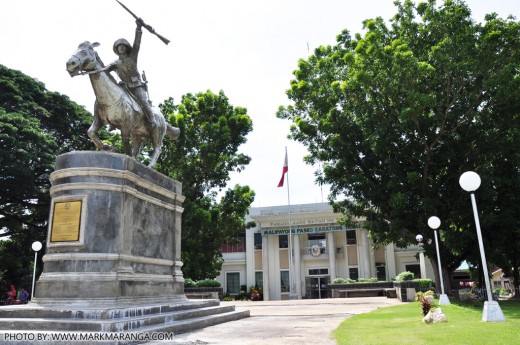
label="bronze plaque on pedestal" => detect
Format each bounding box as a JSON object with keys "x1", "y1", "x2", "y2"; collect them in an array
[{"x1": 50, "y1": 201, "x2": 82, "y2": 242}]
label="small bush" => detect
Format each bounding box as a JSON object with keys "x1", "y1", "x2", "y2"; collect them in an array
[
  {"x1": 358, "y1": 277, "x2": 379, "y2": 283},
  {"x1": 332, "y1": 277, "x2": 356, "y2": 284},
  {"x1": 196, "y1": 279, "x2": 221, "y2": 287},
  {"x1": 249, "y1": 285, "x2": 263, "y2": 301},
  {"x1": 395, "y1": 271, "x2": 415, "y2": 281},
  {"x1": 493, "y1": 287, "x2": 509, "y2": 296},
  {"x1": 184, "y1": 278, "x2": 196, "y2": 288},
  {"x1": 418, "y1": 296, "x2": 434, "y2": 316},
  {"x1": 414, "y1": 279, "x2": 434, "y2": 289},
  {"x1": 416, "y1": 290, "x2": 434, "y2": 301}
]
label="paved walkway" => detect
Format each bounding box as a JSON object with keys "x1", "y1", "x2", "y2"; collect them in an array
[{"x1": 165, "y1": 297, "x2": 401, "y2": 345}]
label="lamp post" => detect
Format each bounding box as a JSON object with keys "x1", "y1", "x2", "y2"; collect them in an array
[
  {"x1": 416, "y1": 234, "x2": 427, "y2": 279},
  {"x1": 31, "y1": 241, "x2": 42, "y2": 301},
  {"x1": 427, "y1": 216, "x2": 450, "y2": 305},
  {"x1": 459, "y1": 171, "x2": 506, "y2": 322}
]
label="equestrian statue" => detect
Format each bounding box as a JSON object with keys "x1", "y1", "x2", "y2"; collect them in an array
[{"x1": 65, "y1": 1, "x2": 178, "y2": 169}]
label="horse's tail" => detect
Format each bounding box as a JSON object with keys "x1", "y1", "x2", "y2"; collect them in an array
[{"x1": 166, "y1": 123, "x2": 181, "y2": 141}]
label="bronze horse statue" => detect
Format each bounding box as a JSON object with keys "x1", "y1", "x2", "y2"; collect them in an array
[{"x1": 66, "y1": 41, "x2": 179, "y2": 168}]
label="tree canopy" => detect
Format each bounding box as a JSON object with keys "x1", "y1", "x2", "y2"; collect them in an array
[
  {"x1": 277, "y1": 0, "x2": 520, "y2": 288},
  {"x1": 0, "y1": 65, "x2": 96, "y2": 287},
  {"x1": 158, "y1": 91, "x2": 255, "y2": 280}
]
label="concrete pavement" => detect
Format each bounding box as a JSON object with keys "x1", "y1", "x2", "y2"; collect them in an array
[{"x1": 164, "y1": 297, "x2": 402, "y2": 345}]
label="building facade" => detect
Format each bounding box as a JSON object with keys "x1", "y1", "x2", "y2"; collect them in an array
[{"x1": 216, "y1": 203, "x2": 435, "y2": 300}]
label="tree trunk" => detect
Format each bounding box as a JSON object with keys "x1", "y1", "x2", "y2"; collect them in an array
[{"x1": 429, "y1": 257, "x2": 452, "y2": 295}]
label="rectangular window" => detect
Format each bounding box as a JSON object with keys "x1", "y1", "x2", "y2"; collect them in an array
[
  {"x1": 308, "y1": 233, "x2": 326, "y2": 250},
  {"x1": 226, "y1": 272, "x2": 240, "y2": 294},
  {"x1": 349, "y1": 267, "x2": 359, "y2": 281},
  {"x1": 309, "y1": 268, "x2": 329, "y2": 276},
  {"x1": 279, "y1": 235, "x2": 288, "y2": 248},
  {"x1": 376, "y1": 265, "x2": 386, "y2": 281},
  {"x1": 254, "y1": 233, "x2": 262, "y2": 249},
  {"x1": 255, "y1": 271, "x2": 263, "y2": 288},
  {"x1": 405, "y1": 264, "x2": 421, "y2": 279},
  {"x1": 280, "y1": 270, "x2": 290, "y2": 293},
  {"x1": 346, "y1": 230, "x2": 357, "y2": 245}
]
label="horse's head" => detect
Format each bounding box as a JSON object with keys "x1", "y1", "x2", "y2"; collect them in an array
[{"x1": 66, "y1": 41, "x2": 101, "y2": 77}]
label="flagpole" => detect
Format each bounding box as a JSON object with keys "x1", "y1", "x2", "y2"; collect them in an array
[{"x1": 285, "y1": 147, "x2": 297, "y2": 299}]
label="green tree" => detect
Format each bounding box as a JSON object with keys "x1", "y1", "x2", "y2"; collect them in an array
[
  {"x1": 157, "y1": 91, "x2": 255, "y2": 280},
  {"x1": 0, "y1": 65, "x2": 96, "y2": 287},
  {"x1": 277, "y1": 0, "x2": 520, "y2": 290}
]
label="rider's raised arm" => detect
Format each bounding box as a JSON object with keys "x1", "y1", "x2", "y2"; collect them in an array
[{"x1": 131, "y1": 19, "x2": 144, "y2": 59}]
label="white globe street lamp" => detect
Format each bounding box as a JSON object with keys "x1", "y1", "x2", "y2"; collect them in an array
[
  {"x1": 31, "y1": 241, "x2": 43, "y2": 301},
  {"x1": 459, "y1": 171, "x2": 506, "y2": 322},
  {"x1": 416, "y1": 235, "x2": 427, "y2": 280},
  {"x1": 427, "y1": 216, "x2": 450, "y2": 305}
]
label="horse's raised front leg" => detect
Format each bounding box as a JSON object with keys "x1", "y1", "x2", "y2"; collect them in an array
[{"x1": 88, "y1": 110, "x2": 113, "y2": 151}]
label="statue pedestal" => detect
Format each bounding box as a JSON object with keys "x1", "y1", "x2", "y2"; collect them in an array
[
  {"x1": 0, "y1": 151, "x2": 250, "y2": 335},
  {"x1": 34, "y1": 151, "x2": 185, "y2": 306}
]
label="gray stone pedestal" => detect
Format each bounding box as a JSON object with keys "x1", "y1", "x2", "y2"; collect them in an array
[
  {"x1": 0, "y1": 152, "x2": 250, "y2": 338},
  {"x1": 34, "y1": 151, "x2": 186, "y2": 306}
]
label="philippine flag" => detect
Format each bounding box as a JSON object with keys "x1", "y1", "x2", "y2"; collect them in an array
[{"x1": 277, "y1": 150, "x2": 288, "y2": 187}]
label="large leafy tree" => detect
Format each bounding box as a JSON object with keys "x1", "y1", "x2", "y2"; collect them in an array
[
  {"x1": 0, "y1": 65, "x2": 96, "y2": 287},
  {"x1": 277, "y1": 0, "x2": 520, "y2": 290},
  {"x1": 158, "y1": 91, "x2": 255, "y2": 280}
]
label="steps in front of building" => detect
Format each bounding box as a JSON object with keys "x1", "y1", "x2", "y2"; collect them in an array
[{"x1": 0, "y1": 299, "x2": 250, "y2": 334}]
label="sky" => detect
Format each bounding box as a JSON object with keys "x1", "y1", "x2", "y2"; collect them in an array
[{"x1": 1, "y1": 0, "x2": 519, "y2": 208}]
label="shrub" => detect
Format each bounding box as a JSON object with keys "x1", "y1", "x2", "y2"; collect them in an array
[
  {"x1": 358, "y1": 277, "x2": 379, "y2": 283},
  {"x1": 184, "y1": 278, "x2": 196, "y2": 288},
  {"x1": 223, "y1": 292, "x2": 234, "y2": 301},
  {"x1": 395, "y1": 271, "x2": 415, "y2": 281},
  {"x1": 332, "y1": 277, "x2": 356, "y2": 284},
  {"x1": 418, "y1": 296, "x2": 434, "y2": 316},
  {"x1": 414, "y1": 279, "x2": 434, "y2": 289},
  {"x1": 416, "y1": 290, "x2": 434, "y2": 301},
  {"x1": 416, "y1": 290, "x2": 435, "y2": 316},
  {"x1": 196, "y1": 279, "x2": 221, "y2": 287},
  {"x1": 249, "y1": 285, "x2": 263, "y2": 301},
  {"x1": 493, "y1": 287, "x2": 509, "y2": 296}
]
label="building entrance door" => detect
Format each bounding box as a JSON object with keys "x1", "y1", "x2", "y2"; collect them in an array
[{"x1": 308, "y1": 276, "x2": 329, "y2": 299}]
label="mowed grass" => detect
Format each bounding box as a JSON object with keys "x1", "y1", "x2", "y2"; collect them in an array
[{"x1": 333, "y1": 299, "x2": 520, "y2": 345}]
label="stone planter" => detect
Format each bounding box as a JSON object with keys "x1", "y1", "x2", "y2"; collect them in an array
[
  {"x1": 328, "y1": 282, "x2": 394, "y2": 298},
  {"x1": 393, "y1": 281, "x2": 421, "y2": 302},
  {"x1": 184, "y1": 287, "x2": 223, "y2": 300}
]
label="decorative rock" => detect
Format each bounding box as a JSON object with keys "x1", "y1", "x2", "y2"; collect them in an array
[{"x1": 423, "y1": 308, "x2": 447, "y2": 324}]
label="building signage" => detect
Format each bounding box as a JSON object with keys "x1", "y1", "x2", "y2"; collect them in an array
[
  {"x1": 267, "y1": 217, "x2": 336, "y2": 227},
  {"x1": 261, "y1": 224, "x2": 356, "y2": 236}
]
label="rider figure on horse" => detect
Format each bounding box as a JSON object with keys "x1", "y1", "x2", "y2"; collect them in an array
[{"x1": 104, "y1": 18, "x2": 156, "y2": 128}]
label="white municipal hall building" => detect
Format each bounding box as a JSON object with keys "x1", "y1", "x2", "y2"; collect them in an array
[{"x1": 216, "y1": 202, "x2": 436, "y2": 300}]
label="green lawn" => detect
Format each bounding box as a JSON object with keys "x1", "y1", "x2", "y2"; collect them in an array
[{"x1": 333, "y1": 299, "x2": 520, "y2": 345}]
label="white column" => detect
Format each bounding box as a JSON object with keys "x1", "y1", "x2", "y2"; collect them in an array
[
  {"x1": 360, "y1": 229, "x2": 371, "y2": 278},
  {"x1": 385, "y1": 243, "x2": 396, "y2": 280},
  {"x1": 262, "y1": 235, "x2": 270, "y2": 301},
  {"x1": 419, "y1": 251, "x2": 427, "y2": 279},
  {"x1": 327, "y1": 232, "x2": 336, "y2": 280},
  {"x1": 245, "y1": 230, "x2": 255, "y2": 286},
  {"x1": 293, "y1": 234, "x2": 301, "y2": 299},
  {"x1": 369, "y1": 238, "x2": 376, "y2": 278}
]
